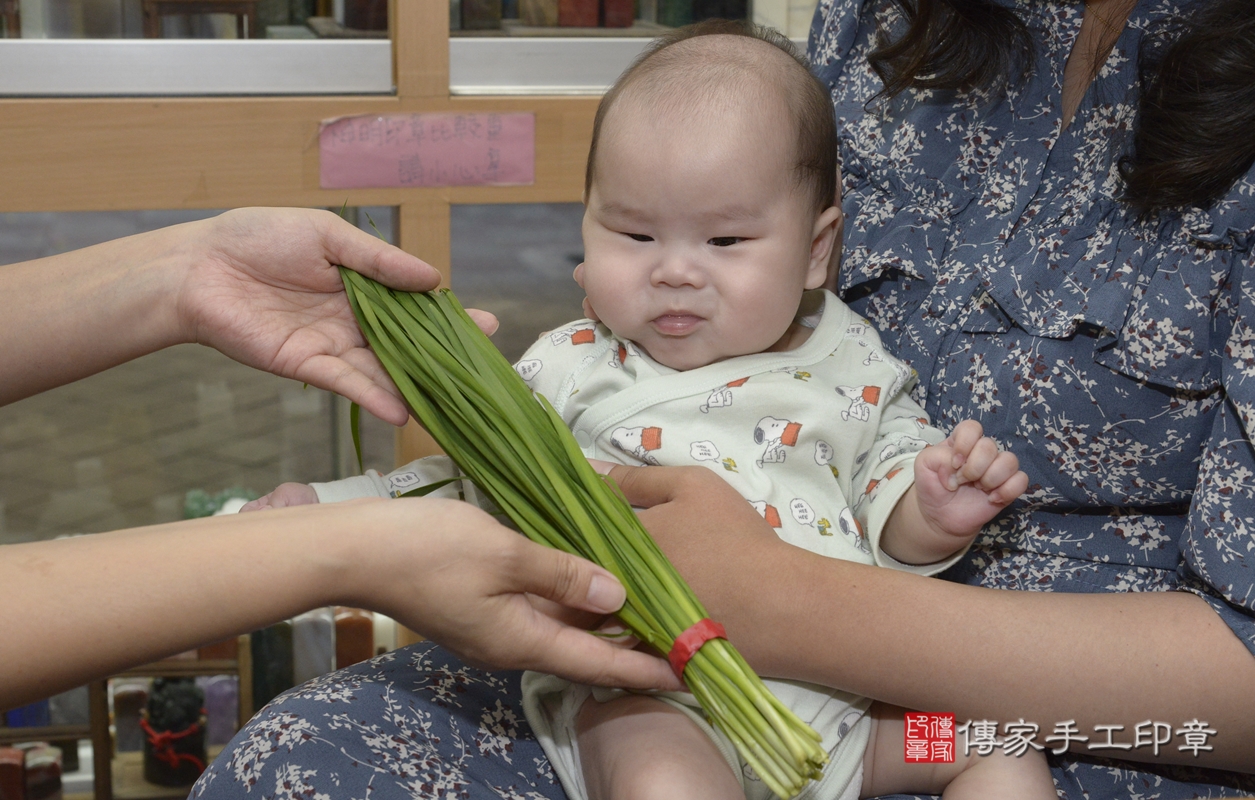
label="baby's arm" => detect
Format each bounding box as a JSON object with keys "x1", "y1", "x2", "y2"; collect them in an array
[
  {"x1": 880, "y1": 420, "x2": 1027, "y2": 566},
  {"x1": 240, "y1": 456, "x2": 470, "y2": 511}
]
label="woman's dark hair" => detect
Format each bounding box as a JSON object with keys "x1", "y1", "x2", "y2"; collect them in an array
[{"x1": 867, "y1": 0, "x2": 1255, "y2": 214}]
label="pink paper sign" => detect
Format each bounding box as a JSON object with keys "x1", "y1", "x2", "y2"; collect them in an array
[{"x1": 319, "y1": 112, "x2": 535, "y2": 189}]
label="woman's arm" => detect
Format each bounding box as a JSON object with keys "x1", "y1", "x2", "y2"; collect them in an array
[
  {"x1": 0, "y1": 207, "x2": 492, "y2": 424},
  {"x1": 612, "y1": 465, "x2": 1255, "y2": 772},
  {"x1": 0, "y1": 497, "x2": 681, "y2": 710}
]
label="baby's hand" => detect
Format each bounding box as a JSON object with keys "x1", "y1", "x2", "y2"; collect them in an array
[
  {"x1": 240, "y1": 482, "x2": 320, "y2": 512},
  {"x1": 912, "y1": 420, "x2": 1027, "y2": 541}
]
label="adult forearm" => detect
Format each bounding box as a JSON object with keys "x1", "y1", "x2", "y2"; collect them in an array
[
  {"x1": 0, "y1": 506, "x2": 343, "y2": 710},
  {"x1": 707, "y1": 542, "x2": 1255, "y2": 771},
  {"x1": 0, "y1": 224, "x2": 188, "y2": 405},
  {"x1": 619, "y1": 466, "x2": 1255, "y2": 773}
]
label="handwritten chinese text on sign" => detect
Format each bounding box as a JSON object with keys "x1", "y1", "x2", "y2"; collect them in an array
[{"x1": 319, "y1": 113, "x2": 535, "y2": 190}]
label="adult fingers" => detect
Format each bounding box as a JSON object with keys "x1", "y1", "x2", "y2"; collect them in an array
[
  {"x1": 465, "y1": 308, "x2": 500, "y2": 336},
  {"x1": 320, "y1": 212, "x2": 442, "y2": 292},
  {"x1": 526, "y1": 622, "x2": 683, "y2": 690},
  {"x1": 526, "y1": 593, "x2": 607, "y2": 631},
  {"x1": 294, "y1": 353, "x2": 410, "y2": 426},
  {"x1": 508, "y1": 538, "x2": 627, "y2": 615},
  {"x1": 607, "y1": 464, "x2": 704, "y2": 509}
]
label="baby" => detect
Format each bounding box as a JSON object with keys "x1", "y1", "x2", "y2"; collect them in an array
[{"x1": 249, "y1": 21, "x2": 1055, "y2": 800}]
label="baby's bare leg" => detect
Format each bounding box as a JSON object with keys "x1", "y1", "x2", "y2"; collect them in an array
[
  {"x1": 575, "y1": 693, "x2": 743, "y2": 800},
  {"x1": 860, "y1": 702, "x2": 1058, "y2": 800}
]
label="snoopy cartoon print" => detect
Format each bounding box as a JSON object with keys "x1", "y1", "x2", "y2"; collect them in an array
[
  {"x1": 834, "y1": 385, "x2": 881, "y2": 422},
  {"x1": 749, "y1": 500, "x2": 783, "y2": 528},
  {"x1": 836, "y1": 507, "x2": 871, "y2": 554},
  {"x1": 888, "y1": 360, "x2": 915, "y2": 398},
  {"x1": 609, "y1": 425, "x2": 663, "y2": 466},
  {"x1": 699, "y1": 377, "x2": 749, "y2": 413},
  {"x1": 879, "y1": 436, "x2": 929, "y2": 462},
  {"x1": 548, "y1": 323, "x2": 597, "y2": 347},
  {"x1": 754, "y1": 416, "x2": 802, "y2": 466},
  {"x1": 862, "y1": 467, "x2": 904, "y2": 507},
  {"x1": 607, "y1": 340, "x2": 639, "y2": 369},
  {"x1": 514, "y1": 359, "x2": 543, "y2": 383}
]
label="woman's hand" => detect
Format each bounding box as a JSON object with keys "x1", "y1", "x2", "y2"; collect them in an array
[
  {"x1": 604, "y1": 464, "x2": 798, "y2": 667},
  {"x1": 0, "y1": 496, "x2": 680, "y2": 710},
  {"x1": 177, "y1": 208, "x2": 497, "y2": 426},
  {"x1": 607, "y1": 464, "x2": 1255, "y2": 771},
  {"x1": 342, "y1": 497, "x2": 683, "y2": 690},
  {"x1": 0, "y1": 206, "x2": 497, "y2": 411}
]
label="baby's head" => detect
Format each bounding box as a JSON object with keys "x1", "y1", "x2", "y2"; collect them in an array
[{"x1": 576, "y1": 20, "x2": 842, "y2": 371}]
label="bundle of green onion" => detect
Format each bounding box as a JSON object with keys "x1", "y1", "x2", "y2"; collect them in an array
[{"x1": 340, "y1": 269, "x2": 827, "y2": 798}]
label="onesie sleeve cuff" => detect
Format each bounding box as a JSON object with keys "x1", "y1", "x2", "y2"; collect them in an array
[
  {"x1": 311, "y1": 456, "x2": 465, "y2": 503},
  {"x1": 310, "y1": 473, "x2": 391, "y2": 503}
]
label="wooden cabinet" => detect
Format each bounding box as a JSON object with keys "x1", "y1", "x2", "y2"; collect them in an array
[{"x1": 3, "y1": 636, "x2": 250, "y2": 800}]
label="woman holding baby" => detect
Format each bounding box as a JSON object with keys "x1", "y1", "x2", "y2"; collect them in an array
[
  {"x1": 193, "y1": 1, "x2": 1255, "y2": 798},
  {"x1": 188, "y1": 1, "x2": 1255, "y2": 798},
  {"x1": 2, "y1": 0, "x2": 1250, "y2": 798}
]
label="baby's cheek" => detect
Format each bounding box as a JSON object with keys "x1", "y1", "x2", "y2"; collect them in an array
[{"x1": 582, "y1": 277, "x2": 632, "y2": 331}]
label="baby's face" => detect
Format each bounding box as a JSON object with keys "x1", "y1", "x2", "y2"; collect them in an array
[{"x1": 578, "y1": 96, "x2": 831, "y2": 371}]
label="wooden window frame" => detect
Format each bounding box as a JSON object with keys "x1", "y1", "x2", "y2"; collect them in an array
[{"x1": 0, "y1": 0, "x2": 599, "y2": 464}]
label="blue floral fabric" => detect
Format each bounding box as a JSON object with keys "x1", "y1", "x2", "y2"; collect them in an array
[
  {"x1": 194, "y1": 643, "x2": 560, "y2": 799},
  {"x1": 813, "y1": 0, "x2": 1255, "y2": 655},
  {"x1": 196, "y1": 0, "x2": 1255, "y2": 797}
]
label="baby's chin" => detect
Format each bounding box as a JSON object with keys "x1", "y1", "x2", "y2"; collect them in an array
[{"x1": 637, "y1": 340, "x2": 753, "y2": 371}]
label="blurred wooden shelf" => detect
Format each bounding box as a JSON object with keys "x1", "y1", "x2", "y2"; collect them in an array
[
  {"x1": 109, "y1": 748, "x2": 224, "y2": 800},
  {"x1": 112, "y1": 660, "x2": 238, "y2": 679},
  {"x1": 0, "y1": 724, "x2": 92, "y2": 745},
  {"x1": 90, "y1": 636, "x2": 252, "y2": 800}
]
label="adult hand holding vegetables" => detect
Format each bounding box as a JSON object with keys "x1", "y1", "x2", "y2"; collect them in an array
[
  {"x1": 0, "y1": 207, "x2": 680, "y2": 711},
  {"x1": 608, "y1": 463, "x2": 1255, "y2": 773}
]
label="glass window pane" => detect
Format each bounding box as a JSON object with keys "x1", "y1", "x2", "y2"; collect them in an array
[
  {"x1": 6, "y1": 0, "x2": 386, "y2": 39},
  {"x1": 0, "y1": 207, "x2": 395, "y2": 545},
  {"x1": 450, "y1": 203, "x2": 586, "y2": 364},
  {"x1": 450, "y1": 0, "x2": 754, "y2": 33},
  {"x1": 1, "y1": 1, "x2": 394, "y2": 96}
]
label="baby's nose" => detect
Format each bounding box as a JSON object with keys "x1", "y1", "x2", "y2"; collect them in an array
[{"x1": 650, "y1": 250, "x2": 705, "y2": 288}]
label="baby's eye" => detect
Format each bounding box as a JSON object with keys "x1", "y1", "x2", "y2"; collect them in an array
[
  {"x1": 625, "y1": 233, "x2": 654, "y2": 242},
  {"x1": 708, "y1": 237, "x2": 744, "y2": 247}
]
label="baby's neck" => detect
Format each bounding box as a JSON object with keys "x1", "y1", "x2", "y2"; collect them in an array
[{"x1": 764, "y1": 320, "x2": 815, "y2": 355}]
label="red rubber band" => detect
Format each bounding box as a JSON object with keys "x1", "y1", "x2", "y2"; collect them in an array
[{"x1": 668, "y1": 618, "x2": 727, "y2": 678}]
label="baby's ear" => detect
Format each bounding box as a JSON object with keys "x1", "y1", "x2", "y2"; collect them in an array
[
  {"x1": 807, "y1": 206, "x2": 844, "y2": 290},
  {"x1": 572, "y1": 263, "x2": 602, "y2": 322}
]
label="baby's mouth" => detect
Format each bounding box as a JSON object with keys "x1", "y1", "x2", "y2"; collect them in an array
[{"x1": 651, "y1": 314, "x2": 704, "y2": 335}]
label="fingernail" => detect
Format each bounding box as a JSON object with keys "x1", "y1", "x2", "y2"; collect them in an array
[
  {"x1": 947, "y1": 475, "x2": 959, "y2": 491},
  {"x1": 587, "y1": 573, "x2": 626, "y2": 612},
  {"x1": 588, "y1": 459, "x2": 615, "y2": 475}
]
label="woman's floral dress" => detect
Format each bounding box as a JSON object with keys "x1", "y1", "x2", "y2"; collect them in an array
[{"x1": 192, "y1": 0, "x2": 1255, "y2": 797}]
